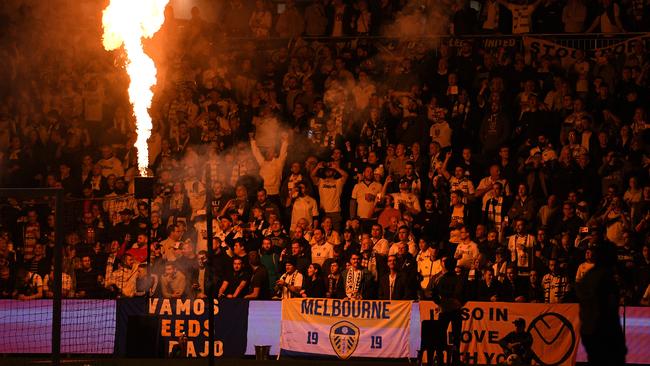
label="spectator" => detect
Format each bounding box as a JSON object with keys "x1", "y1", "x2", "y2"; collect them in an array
[
  {"x1": 300, "y1": 263, "x2": 326, "y2": 298},
  {"x1": 75, "y1": 255, "x2": 103, "y2": 298},
  {"x1": 310, "y1": 227, "x2": 334, "y2": 266},
  {"x1": 13, "y1": 268, "x2": 43, "y2": 300},
  {"x1": 276, "y1": 257, "x2": 303, "y2": 299},
  {"x1": 249, "y1": 0, "x2": 272, "y2": 38},
  {"x1": 496, "y1": 0, "x2": 543, "y2": 34},
  {"x1": 160, "y1": 262, "x2": 187, "y2": 299},
  {"x1": 585, "y1": 0, "x2": 625, "y2": 33},
  {"x1": 378, "y1": 255, "x2": 409, "y2": 300},
  {"x1": 454, "y1": 226, "x2": 479, "y2": 269},
  {"x1": 339, "y1": 253, "x2": 374, "y2": 299},
  {"x1": 507, "y1": 218, "x2": 537, "y2": 277},
  {"x1": 304, "y1": 0, "x2": 328, "y2": 36},
  {"x1": 542, "y1": 258, "x2": 571, "y2": 303},
  {"x1": 477, "y1": 267, "x2": 502, "y2": 301},
  {"x1": 562, "y1": 0, "x2": 587, "y2": 32},
  {"x1": 244, "y1": 251, "x2": 270, "y2": 299},
  {"x1": 219, "y1": 257, "x2": 248, "y2": 299},
  {"x1": 311, "y1": 161, "x2": 348, "y2": 230},
  {"x1": 106, "y1": 253, "x2": 139, "y2": 298},
  {"x1": 275, "y1": 0, "x2": 304, "y2": 38},
  {"x1": 43, "y1": 265, "x2": 73, "y2": 298}
]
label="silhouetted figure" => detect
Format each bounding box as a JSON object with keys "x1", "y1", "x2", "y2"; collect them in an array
[{"x1": 576, "y1": 241, "x2": 626, "y2": 366}]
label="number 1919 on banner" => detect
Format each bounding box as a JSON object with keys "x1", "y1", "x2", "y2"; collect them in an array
[{"x1": 306, "y1": 332, "x2": 382, "y2": 349}]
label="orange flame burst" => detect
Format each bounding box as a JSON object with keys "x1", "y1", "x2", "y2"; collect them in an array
[{"x1": 102, "y1": 0, "x2": 169, "y2": 176}]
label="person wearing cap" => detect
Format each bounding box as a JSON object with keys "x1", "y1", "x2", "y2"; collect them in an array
[
  {"x1": 499, "y1": 318, "x2": 533, "y2": 364},
  {"x1": 111, "y1": 208, "x2": 138, "y2": 244},
  {"x1": 392, "y1": 176, "x2": 421, "y2": 215},
  {"x1": 215, "y1": 214, "x2": 242, "y2": 249}
]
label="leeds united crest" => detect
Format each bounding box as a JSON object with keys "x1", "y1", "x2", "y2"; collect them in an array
[{"x1": 329, "y1": 321, "x2": 360, "y2": 359}]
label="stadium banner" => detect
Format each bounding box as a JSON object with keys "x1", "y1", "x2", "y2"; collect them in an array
[
  {"x1": 523, "y1": 37, "x2": 581, "y2": 66},
  {"x1": 448, "y1": 36, "x2": 520, "y2": 51},
  {"x1": 115, "y1": 298, "x2": 248, "y2": 357},
  {"x1": 419, "y1": 301, "x2": 580, "y2": 366},
  {"x1": 279, "y1": 298, "x2": 411, "y2": 359},
  {"x1": 593, "y1": 34, "x2": 650, "y2": 57},
  {"x1": 524, "y1": 35, "x2": 650, "y2": 64}
]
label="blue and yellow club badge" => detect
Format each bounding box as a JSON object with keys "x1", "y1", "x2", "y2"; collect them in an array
[{"x1": 329, "y1": 321, "x2": 360, "y2": 359}]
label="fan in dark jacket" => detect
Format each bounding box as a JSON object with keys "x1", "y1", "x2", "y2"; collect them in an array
[
  {"x1": 300, "y1": 263, "x2": 326, "y2": 298},
  {"x1": 378, "y1": 255, "x2": 411, "y2": 300},
  {"x1": 476, "y1": 268, "x2": 502, "y2": 301}
]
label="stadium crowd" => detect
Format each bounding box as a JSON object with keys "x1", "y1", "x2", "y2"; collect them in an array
[{"x1": 0, "y1": 0, "x2": 649, "y2": 307}]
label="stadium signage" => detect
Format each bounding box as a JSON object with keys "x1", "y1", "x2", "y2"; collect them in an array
[
  {"x1": 300, "y1": 298, "x2": 391, "y2": 319},
  {"x1": 148, "y1": 298, "x2": 224, "y2": 357},
  {"x1": 280, "y1": 299, "x2": 411, "y2": 359},
  {"x1": 419, "y1": 301, "x2": 580, "y2": 366},
  {"x1": 524, "y1": 34, "x2": 650, "y2": 65},
  {"x1": 447, "y1": 37, "x2": 519, "y2": 50},
  {"x1": 119, "y1": 298, "x2": 249, "y2": 358}
]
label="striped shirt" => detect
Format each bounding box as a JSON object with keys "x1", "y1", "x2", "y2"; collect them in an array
[{"x1": 507, "y1": 4, "x2": 535, "y2": 34}]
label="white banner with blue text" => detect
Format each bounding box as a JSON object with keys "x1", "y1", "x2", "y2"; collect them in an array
[{"x1": 280, "y1": 298, "x2": 411, "y2": 359}]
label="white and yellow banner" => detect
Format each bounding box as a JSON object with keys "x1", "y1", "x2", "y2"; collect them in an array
[
  {"x1": 420, "y1": 301, "x2": 580, "y2": 366},
  {"x1": 280, "y1": 298, "x2": 411, "y2": 359},
  {"x1": 524, "y1": 34, "x2": 650, "y2": 66}
]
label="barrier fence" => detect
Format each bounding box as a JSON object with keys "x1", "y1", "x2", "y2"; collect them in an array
[
  {"x1": 215, "y1": 32, "x2": 650, "y2": 55},
  {"x1": 1, "y1": 299, "x2": 649, "y2": 364}
]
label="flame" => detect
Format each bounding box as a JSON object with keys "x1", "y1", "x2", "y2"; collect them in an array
[{"x1": 102, "y1": 0, "x2": 168, "y2": 176}]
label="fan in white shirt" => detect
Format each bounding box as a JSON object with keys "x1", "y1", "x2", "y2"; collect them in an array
[
  {"x1": 496, "y1": 0, "x2": 543, "y2": 34},
  {"x1": 310, "y1": 228, "x2": 334, "y2": 266},
  {"x1": 454, "y1": 226, "x2": 479, "y2": 269}
]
